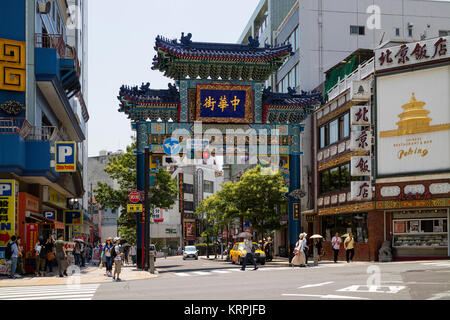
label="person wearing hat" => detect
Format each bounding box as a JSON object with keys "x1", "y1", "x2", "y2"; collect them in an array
[
  {"x1": 302, "y1": 233, "x2": 309, "y2": 265},
  {"x1": 292, "y1": 234, "x2": 306, "y2": 267},
  {"x1": 103, "y1": 237, "x2": 113, "y2": 277},
  {"x1": 112, "y1": 237, "x2": 123, "y2": 281}
]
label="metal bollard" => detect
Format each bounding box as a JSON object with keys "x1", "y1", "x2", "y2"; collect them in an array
[{"x1": 313, "y1": 244, "x2": 318, "y2": 267}]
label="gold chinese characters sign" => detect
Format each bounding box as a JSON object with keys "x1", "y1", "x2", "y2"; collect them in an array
[
  {"x1": 0, "y1": 38, "x2": 26, "y2": 92},
  {"x1": 195, "y1": 84, "x2": 253, "y2": 123},
  {"x1": 318, "y1": 202, "x2": 374, "y2": 215},
  {"x1": 376, "y1": 198, "x2": 450, "y2": 210}
]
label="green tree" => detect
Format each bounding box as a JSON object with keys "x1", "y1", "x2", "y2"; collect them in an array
[
  {"x1": 234, "y1": 165, "x2": 288, "y2": 241},
  {"x1": 94, "y1": 142, "x2": 178, "y2": 243}
]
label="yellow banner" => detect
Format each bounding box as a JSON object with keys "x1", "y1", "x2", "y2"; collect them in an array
[
  {"x1": 127, "y1": 204, "x2": 143, "y2": 213},
  {"x1": 0, "y1": 180, "x2": 18, "y2": 264}
]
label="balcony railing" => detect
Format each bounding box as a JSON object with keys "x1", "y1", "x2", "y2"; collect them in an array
[
  {"x1": 0, "y1": 117, "x2": 60, "y2": 142},
  {"x1": 35, "y1": 33, "x2": 81, "y2": 77},
  {"x1": 327, "y1": 57, "x2": 375, "y2": 102}
]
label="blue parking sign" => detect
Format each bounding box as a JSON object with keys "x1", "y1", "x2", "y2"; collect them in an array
[{"x1": 55, "y1": 142, "x2": 76, "y2": 172}]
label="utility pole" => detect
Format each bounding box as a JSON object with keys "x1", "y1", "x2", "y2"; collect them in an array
[{"x1": 144, "y1": 147, "x2": 150, "y2": 271}]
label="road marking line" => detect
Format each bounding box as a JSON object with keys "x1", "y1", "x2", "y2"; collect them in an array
[
  {"x1": 174, "y1": 273, "x2": 190, "y2": 277},
  {"x1": 298, "y1": 281, "x2": 334, "y2": 289},
  {"x1": 337, "y1": 285, "x2": 406, "y2": 294},
  {"x1": 282, "y1": 294, "x2": 369, "y2": 300},
  {"x1": 4, "y1": 294, "x2": 96, "y2": 300},
  {"x1": 427, "y1": 290, "x2": 450, "y2": 300},
  {"x1": 191, "y1": 271, "x2": 211, "y2": 276},
  {"x1": 211, "y1": 270, "x2": 232, "y2": 274}
]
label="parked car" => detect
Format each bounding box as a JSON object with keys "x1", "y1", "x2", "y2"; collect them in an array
[
  {"x1": 229, "y1": 242, "x2": 265, "y2": 265},
  {"x1": 183, "y1": 246, "x2": 199, "y2": 260}
]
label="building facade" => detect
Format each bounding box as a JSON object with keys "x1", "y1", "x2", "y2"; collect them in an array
[
  {"x1": 87, "y1": 150, "x2": 123, "y2": 243},
  {"x1": 0, "y1": 0, "x2": 89, "y2": 273},
  {"x1": 374, "y1": 36, "x2": 450, "y2": 259}
]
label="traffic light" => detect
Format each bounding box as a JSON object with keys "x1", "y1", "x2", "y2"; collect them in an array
[{"x1": 202, "y1": 150, "x2": 210, "y2": 159}]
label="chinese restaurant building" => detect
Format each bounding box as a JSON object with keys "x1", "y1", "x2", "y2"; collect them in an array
[
  {"x1": 374, "y1": 36, "x2": 450, "y2": 260},
  {"x1": 309, "y1": 49, "x2": 382, "y2": 261}
]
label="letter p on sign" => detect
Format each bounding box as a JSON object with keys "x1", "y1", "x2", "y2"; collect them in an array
[
  {"x1": 55, "y1": 142, "x2": 76, "y2": 172},
  {"x1": 0, "y1": 183, "x2": 12, "y2": 196}
]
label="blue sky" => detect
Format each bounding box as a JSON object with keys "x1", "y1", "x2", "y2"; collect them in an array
[{"x1": 87, "y1": 0, "x2": 260, "y2": 156}]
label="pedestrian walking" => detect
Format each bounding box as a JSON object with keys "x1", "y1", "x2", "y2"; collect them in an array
[
  {"x1": 55, "y1": 235, "x2": 68, "y2": 277},
  {"x1": 292, "y1": 234, "x2": 306, "y2": 268},
  {"x1": 34, "y1": 237, "x2": 46, "y2": 277},
  {"x1": 344, "y1": 233, "x2": 355, "y2": 263},
  {"x1": 240, "y1": 238, "x2": 258, "y2": 271},
  {"x1": 80, "y1": 241, "x2": 86, "y2": 267},
  {"x1": 15, "y1": 236, "x2": 24, "y2": 277},
  {"x1": 331, "y1": 232, "x2": 342, "y2": 263},
  {"x1": 7, "y1": 235, "x2": 20, "y2": 279},
  {"x1": 103, "y1": 238, "x2": 113, "y2": 277},
  {"x1": 130, "y1": 243, "x2": 137, "y2": 266},
  {"x1": 112, "y1": 237, "x2": 123, "y2": 281},
  {"x1": 302, "y1": 233, "x2": 309, "y2": 265},
  {"x1": 123, "y1": 244, "x2": 129, "y2": 265},
  {"x1": 74, "y1": 240, "x2": 82, "y2": 266},
  {"x1": 45, "y1": 236, "x2": 55, "y2": 273},
  {"x1": 315, "y1": 238, "x2": 323, "y2": 261}
]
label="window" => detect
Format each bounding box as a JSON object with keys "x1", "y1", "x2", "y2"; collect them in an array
[
  {"x1": 287, "y1": 27, "x2": 299, "y2": 51},
  {"x1": 350, "y1": 25, "x2": 365, "y2": 35},
  {"x1": 318, "y1": 112, "x2": 350, "y2": 149},
  {"x1": 282, "y1": 76, "x2": 289, "y2": 93},
  {"x1": 203, "y1": 181, "x2": 214, "y2": 193},
  {"x1": 319, "y1": 163, "x2": 352, "y2": 195},
  {"x1": 439, "y1": 30, "x2": 450, "y2": 37},
  {"x1": 183, "y1": 201, "x2": 194, "y2": 212},
  {"x1": 295, "y1": 64, "x2": 300, "y2": 87},
  {"x1": 395, "y1": 28, "x2": 400, "y2": 36},
  {"x1": 183, "y1": 183, "x2": 194, "y2": 194},
  {"x1": 329, "y1": 119, "x2": 338, "y2": 144},
  {"x1": 408, "y1": 27, "x2": 413, "y2": 37},
  {"x1": 322, "y1": 213, "x2": 369, "y2": 243},
  {"x1": 339, "y1": 113, "x2": 350, "y2": 139},
  {"x1": 320, "y1": 126, "x2": 326, "y2": 149}
]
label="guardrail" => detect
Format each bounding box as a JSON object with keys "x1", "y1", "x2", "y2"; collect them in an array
[
  {"x1": 35, "y1": 33, "x2": 81, "y2": 77},
  {"x1": 327, "y1": 57, "x2": 374, "y2": 102},
  {"x1": 0, "y1": 117, "x2": 60, "y2": 141}
]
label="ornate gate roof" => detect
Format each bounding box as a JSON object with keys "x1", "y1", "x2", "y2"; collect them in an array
[{"x1": 152, "y1": 33, "x2": 292, "y2": 81}]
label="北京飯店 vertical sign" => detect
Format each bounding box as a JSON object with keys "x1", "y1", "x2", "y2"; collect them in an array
[
  {"x1": 195, "y1": 84, "x2": 253, "y2": 123},
  {"x1": 55, "y1": 142, "x2": 76, "y2": 172}
]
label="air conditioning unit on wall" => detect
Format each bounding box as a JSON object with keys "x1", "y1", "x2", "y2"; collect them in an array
[{"x1": 38, "y1": 1, "x2": 51, "y2": 14}]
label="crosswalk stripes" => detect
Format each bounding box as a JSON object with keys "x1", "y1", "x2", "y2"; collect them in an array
[
  {"x1": 421, "y1": 262, "x2": 450, "y2": 268},
  {"x1": 172, "y1": 266, "x2": 292, "y2": 277},
  {"x1": 0, "y1": 284, "x2": 100, "y2": 300}
]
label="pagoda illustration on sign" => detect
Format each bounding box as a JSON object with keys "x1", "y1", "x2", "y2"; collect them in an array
[{"x1": 380, "y1": 92, "x2": 450, "y2": 137}]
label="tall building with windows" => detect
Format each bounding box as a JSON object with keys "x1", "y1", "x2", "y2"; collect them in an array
[
  {"x1": 237, "y1": 0, "x2": 450, "y2": 257},
  {"x1": 0, "y1": 0, "x2": 90, "y2": 272}
]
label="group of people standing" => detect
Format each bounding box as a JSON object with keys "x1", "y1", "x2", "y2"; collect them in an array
[
  {"x1": 291, "y1": 232, "x2": 355, "y2": 267},
  {"x1": 5, "y1": 234, "x2": 96, "y2": 279},
  {"x1": 332, "y1": 232, "x2": 355, "y2": 263},
  {"x1": 98, "y1": 237, "x2": 137, "y2": 282}
]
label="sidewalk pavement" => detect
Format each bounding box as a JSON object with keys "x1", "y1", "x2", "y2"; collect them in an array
[{"x1": 0, "y1": 263, "x2": 157, "y2": 287}]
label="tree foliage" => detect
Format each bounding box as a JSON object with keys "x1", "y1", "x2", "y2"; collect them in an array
[
  {"x1": 94, "y1": 142, "x2": 178, "y2": 243},
  {"x1": 196, "y1": 165, "x2": 287, "y2": 242}
]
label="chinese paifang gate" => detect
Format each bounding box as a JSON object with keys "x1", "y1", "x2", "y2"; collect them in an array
[{"x1": 117, "y1": 33, "x2": 322, "y2": 267}]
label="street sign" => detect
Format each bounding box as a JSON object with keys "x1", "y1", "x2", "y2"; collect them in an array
[
  {"x1": 163, "y1": 138, "x2": 180, "y2": 156},
  {"x1": 64, "y1": 210, "x2": 82, "y2": 225},
  {"x1": 128, "y1": 190, "x2": 142, "y2": 204},
  {"x1": 127, "y1": 204, "x2": 143, "y2": 213},
  {"x1": 55, "y1": 142, "x2": 76, "y2": 172},
  {"x1": 43, "y1": 210, "x2": 56, "y2": 220}
]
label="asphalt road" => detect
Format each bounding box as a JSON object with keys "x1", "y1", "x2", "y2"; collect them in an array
[{"x1": 91, "y1": 256, "x2": 450, "y2": 300}]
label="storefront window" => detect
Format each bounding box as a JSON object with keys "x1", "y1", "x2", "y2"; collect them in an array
[{"x1": 321, "y1": 213, "x2": 369, "y2": 243}]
